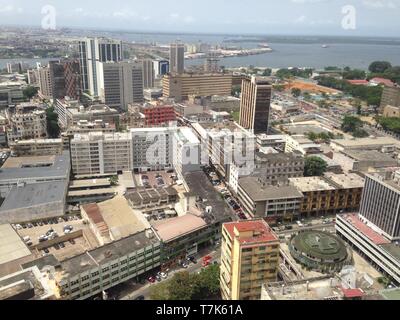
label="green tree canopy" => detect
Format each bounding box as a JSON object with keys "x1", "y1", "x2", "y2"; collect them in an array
[
  {"x1": 291, "y1": 88, "x2": 301, "y2": 98},
  {"x1": 369, "y1": 61, "x2": 392, "y2": 74},
  {"x1": 46, "y1": 106, "x2": 60, "y2": 138},
  {"x1": 304, "y1": 157, "x2": 328, "y2": 177},
  {"x1": 23, "y1": 86, "x2": 38, "y2": 100}
]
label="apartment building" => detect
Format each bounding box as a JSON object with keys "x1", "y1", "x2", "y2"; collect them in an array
[
  {"x1": 70, "y1": 132, "x2": 133, "y2": 176},
  {"x1": 237, "y1": 177, "x2": 303, "y2": 222},
  {"x1": 55, "y1": 98, "x2": 119, "y2": 129},
  {"x1": 162, "y1": 73, "x2": 233, "y2": 102},
  {"x1": 229, "y1": 152, "x2": 305, "y2": 194},
  {"x1": 141, "y1": 105, "x2": 176, "y2": 126},
  {"x1": 10, "y1": 138, "x2": 63, "y2": 156},
  {"x1": 191, "y1": 121, "x2": 256, "y2": 180},
  {"x1": 289, "y1": 173, "x2": 365, "y2": 218},
  {"x1": 6, "y1": 103, "x2": 47, "y2": 143},
  {"x1": 380, "y1": 85, "x2": 400, "y2": 113},
  {"x1": 55, "y1": 230, "x2": 161, "y2": 300},
  {"x1": 220, "y1": 220, "x2": 280, "y2": 300}
]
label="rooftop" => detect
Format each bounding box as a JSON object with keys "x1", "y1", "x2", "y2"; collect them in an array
[
  {"x1": 0, "y1": 224, "x2": 31, "y2": 265},
  {"x1": 152, "y1": 214, "x2": 207, "y2": 242},
  {"x1": 58, "y1": 229, "x2": 160, "y2": 279},
  {"x1": 239, "y1": 176, "x2": 304, "y2": 201},
  {"x1": 324, "y1": 172, "x2": 365, "y2": 189},
  {"x1": 338, "y1": 214, "x2": 390, "y2": 245},
  {"x1": 0, "y1": 180, "x2": 67, "y2": 212},
  {"x1": 289, "y1": 176, "x2": 335, "y2": 192},
  {"x1": 223, "y1": 220, "x2": 278, "y2": 246},
  {"x1": 343, "y1": 149, "x2": 398, "y2": 163},
  {"x1": 331, "y1": 137, "x2": 400, "y2": 148}
]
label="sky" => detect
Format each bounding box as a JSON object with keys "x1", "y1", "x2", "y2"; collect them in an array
[{"x1": 0, "y1": 0, "x2": 400, "y2": 37}]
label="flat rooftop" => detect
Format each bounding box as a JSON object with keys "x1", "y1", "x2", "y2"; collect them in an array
[
  {"x1": 0, "y1": 152, "x2": 70, "y2": 181},
  {"x1": 239, "y1": 177, "x2": 304, "y2": 201},
  {"x1": 332, "y1": 137, "x2": 400, "y2": 148},
  {"x1": 58, "y1": 229, "x2": 159, "y2": 279},
  {"x1": 152, "y1": 214, "x2": 207, "y2": 242},
  {"x1": 0, "y1": 224, "x2": 31, "y2": 265},
  {"x1": 69, "y1": 178, "x2": 111, "y2": 189},
  {"x1": 224, "y1": 220, "x2": 278, "y2": 245},
  {"x1": 0, "y1": 180, "x2": 67, "y2": 212},
  {"x1": 379, "y1": 243, "x2": 400, "y2": 261},
  {"x1": 343, "y1": 149, "x2": 398, "y2": 163},
  {"x1": 338, "y1": 214, "x2": 390, "y2": 245},
  {"x1": 97, "y1": 196, "x2": 147, "y2": 241},
  {"x1": 324, "y1": 173, "x2": 365, "y2": 189},
  {"x1": 289, "y1": 176, "x2": 336, "y2": 192}
]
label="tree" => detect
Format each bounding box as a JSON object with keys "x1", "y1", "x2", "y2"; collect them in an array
[
  {"x1": 23, "y1": 86, "x2": 38, "y2": 100},
  {"x1": 341, "y1": 115, "x2": 363, "y2": 133},
  {"x1": 273, "y1": 84, "x2": 285, "y2": 92},
  {"x1": 343, "y1": 69, "x2": 366, "y2": 80},
  {"x1": 369, "y1": 61, "x2": 392, "y2": 74},
  {"x1": 262, "y1": 68, "x2": 272, "y2": 76},
  {"x1": 291, "y1": 88, "x2": 301, "y2": 98},
  {"x1": 46, "y1": 106, "x2": 60, "y2": 138},
  {"x1": 304, "y1": 157, "x2": 328, "y2": 177}
]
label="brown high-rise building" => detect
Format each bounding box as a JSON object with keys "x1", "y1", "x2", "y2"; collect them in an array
[
  {"x1": 63, "y1": 59, "x2": 81, "y2": 100},
  {"x1": 239, "y1": 76, "x2": 272, "y2": 134}
]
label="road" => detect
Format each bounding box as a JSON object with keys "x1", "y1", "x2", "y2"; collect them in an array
[{"x1": 119, "y1": 247, "x2": 221, "y2": 300}]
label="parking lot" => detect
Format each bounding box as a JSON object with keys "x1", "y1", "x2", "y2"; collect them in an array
[{"x1": 136, "y1": 170, "x2": 176, "y2": 188}]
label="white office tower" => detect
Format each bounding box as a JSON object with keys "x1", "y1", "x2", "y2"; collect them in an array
[{"x1": 78, "y1": 38, "x2": 123, "y2": 97}]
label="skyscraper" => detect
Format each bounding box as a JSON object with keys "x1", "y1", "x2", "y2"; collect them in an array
[
  {"x1": 239, "y1": 76, "x2": 272, "y2": 134},
  {"x1": 220, "y1": 220, "x2": 280, "y2": 300},
  {"x1": 79, "y1": 38, "x2": 123, "y2": 97},
  {"x1": 359, "y1": 173, "x2": 400, "y2": 240},
  {"x1": 141, "y1": 59, "x2": 155, "y2": 89},
  {"x1": 170, "y1": 42, "x2": 185, "y2": 74},
  {"x1": 99, "y1": 61, "x2": 144, "y2": 111},
  {"x1": 63, "y1": 59, "x2": 81, "y2": 100},
  {"x1": 153, "y1": 59, "x2": 169, "y2": 77}
]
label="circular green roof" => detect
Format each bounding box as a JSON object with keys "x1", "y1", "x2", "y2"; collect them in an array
[{"x1": 291, "y1": 230, "x2": 347, "y2": 261}]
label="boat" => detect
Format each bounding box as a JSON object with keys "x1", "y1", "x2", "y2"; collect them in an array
[{"x1": 322, "y1": 44, "x2": 329, "y2": 48}]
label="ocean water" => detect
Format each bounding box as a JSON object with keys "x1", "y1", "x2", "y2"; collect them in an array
[{"x1": 1, "y1": 33, "x2": 400, "y2": 70}]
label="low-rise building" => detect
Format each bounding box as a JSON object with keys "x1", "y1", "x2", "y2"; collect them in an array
[
  {"x1": 330, "y1": 137, "x2": 400, "y2": 153},
  {"x1": 256, "y1": 134, "x2": 287, "y2": 152},
  {"x1": 285, "y1": 135, "x2": 321, "y2": 156},
  {"x1": 289, "y1": 173, "x2": 364, "y2": 218},
  {"x1": 238, "y1": 176, "x2": 303, "y2": 222},
  {"x1": 10, "y1": 138, "x2": 63, "y2": 157}
]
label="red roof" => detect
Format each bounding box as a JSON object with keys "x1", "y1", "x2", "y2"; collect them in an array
[
  {"x1": 223, "y1": 220, "x2": 278, "y2": 245},
  {"x1": 341, "y1": 287, "x2": 364, "y2": 298},
  {"x1": 370, "y1": 77, "x2": 394, "y2": 87},
  {"x1": 340, "y1": 214, "x2": 390, "y2": 245},
  {"x1": 348, "y1": 80, "x2": 369, "y2": 85}
]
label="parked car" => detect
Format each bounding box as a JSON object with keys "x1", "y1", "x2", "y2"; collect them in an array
[
  {"x1": 43, "y1": 248, "x2": 50, "y2": 254},
  {"x1": 147, "y1": 276, "x2": 156, "y2": 283}
]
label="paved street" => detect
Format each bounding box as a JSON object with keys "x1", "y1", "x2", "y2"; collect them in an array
[{"x1": 119, "y1": 247, "x2": 221, "y2": 300}]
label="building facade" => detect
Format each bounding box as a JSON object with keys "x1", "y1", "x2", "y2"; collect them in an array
[
  {"x1": 169, "y1": 43, "x2": 185, "y2": 74},
  {"x1": 220, "y1": 220, "x2": 280, "y2": 300},
  {"x1": 239, "y1": 76, "x2": 272, "y2": 135}
]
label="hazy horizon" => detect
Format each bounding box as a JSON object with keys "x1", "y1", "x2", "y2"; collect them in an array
[{"x1": 0, "y1": 0, "x2": 400, "y2": 37}]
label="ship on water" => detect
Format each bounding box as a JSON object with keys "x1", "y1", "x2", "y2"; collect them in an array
[{"x1": 322, "y1": 44, "x2": 329, "y2": 48}]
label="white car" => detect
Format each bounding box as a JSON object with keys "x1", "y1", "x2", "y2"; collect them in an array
[{"x1": 160, "y1": 272, "x2": 168, "y2": 279}]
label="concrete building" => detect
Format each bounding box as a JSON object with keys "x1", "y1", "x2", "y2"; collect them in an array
[
  {"x1": 239, "y1": 76, "x2": 272, "y2": 134},
  {"x1": 173, "y1": 127, "x2": 201, "y2": 180},
  {"x1": 6, "y1": 103, "x2": 47, "y2": 143},
  {"x1": 359, "y1": 173, "x2": 400, "y2": 241},
  {"x1": 120, "y1": 104, "x2": 146, "y2": 129},
  {"x1": 173, "y1": 102, "x2": 205, "y2": 117},
  {"x1": 55, "y1": 98, "x2": 119, "y2": 129},
  {"x1": 99, "y1": 61, "x2": 144, "y2": 110},
  {"x1": 153, "y1": 59, "x2": 169, "y2": 77},
  {"x1": 220, "y1": 220, "x2": 280, "y2": 300},
  {"x1": 70, "y1": 132, "x2": 133, "y2": 176},
  {"x1": 330, "y1": 137, "x2": 400, "y2": 153},
  {"x1": 289, "y1": 173, "x2": 365, "y2": 218},
  {"x1": 229, "y1": 152, "x2": 304, "y2": 194},
  {"x1": 162, "y1": 73, "x2": 233, "y2": 102},
  {"x1": 10, "y1": 138, "x2": 63, "y2": 157},
  {"x1": 380, "y1": 86, "x2": 400, "y2": 113},
  {"x1": 256, "y1": 134, "x2": 287, "y2": 152},
  {"x1": 170, "y1": 42, "x2": 185, "y2": 74},
  {"x1": 141, "y1": 59, "x2": 155, "y2": 89},
  {"x1": 332, "y1": 149, "x2": 398, "y2": 172},
  {"x1": 0, "y1": 83, "x2": 24, "y2": 107},
  {"x1": 141, "y1": 105, "x2": 176, "y2": 126},
  {"x1": 63, "y1": 59, "x2": 81, "y2": 100},
  {"x1": 78, "y1": 38, "x2": 123, "y2": 97},
  {"x1": 237, "y1": 177, "x2": 303, "y2": 222},
  {"x1": 191, "y1": 121, "x2": 256, "y2": 180},
  {"x1": 336, "y1": 213, "x2": 400, "y2": 284},
  {"x1": 285, "y1": 135, "x2": 322, "y2": 156}
]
